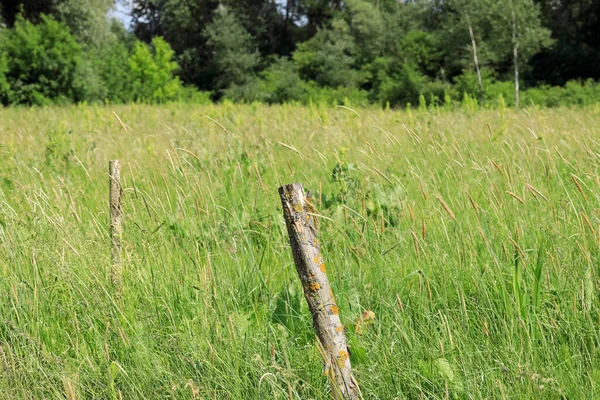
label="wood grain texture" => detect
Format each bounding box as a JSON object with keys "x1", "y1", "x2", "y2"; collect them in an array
[{"x1": 279, "y1": 183, "x2": 360, "y2": 399}]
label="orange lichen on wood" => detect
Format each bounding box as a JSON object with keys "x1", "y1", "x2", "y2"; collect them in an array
[
  {"x1": 279, "y1": 183, "x2": 360, "y2": 399},
  {"x1": 337, "y1": 350, "x2": 349, "y2": 368},
  {"x1": 293, "y1": 202, "x2": 304, "y2": 213}
]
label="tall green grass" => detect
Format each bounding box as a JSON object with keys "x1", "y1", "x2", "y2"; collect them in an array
[{"x1": 0, "y1": 103, "x2": 599, "y2": 398}]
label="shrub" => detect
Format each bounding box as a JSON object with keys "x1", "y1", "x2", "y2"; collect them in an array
[
  {"x1": 129, "y1": 37, "x2": 181, "y2": 103},
  {"x1": 484, "y1": 81, "x2": 515, "y2": 107},
  {"x1": 521, "y1": 80, "x2": 600, "y2": 108},
  {"x1": 204, "y1": 6, "x2": 259, "y2": 95},
  {"x1": 302, "y1": 83, "x2": 369, "y2": 107},
  {"x1": 293, "y1": 19, "x2": 359, "y2": 89},
  {"x1": 258, "y1": 58, "x2": 307, "y2": 104},
  {"x1": 0, "y1": 49, "x2": 8, "y2": 102},
  {"x1": 177, "y1": 87, "x2": 212, "y2": 104},
  {"x1": 375, "y1": 63, "x2": 427, "y2": 107},
  {"x1": 1, "y1": 14, "x2": 82, "y2": 105},
  {"x1": 561, "y1": 80, "x2": 600, "y2": 106},
  {"x1": 222, "y1": 80, "x2": 265, "y2": 103},
  {"x1": 90, "y1": 39, "x2": 134, "y2": 103}
]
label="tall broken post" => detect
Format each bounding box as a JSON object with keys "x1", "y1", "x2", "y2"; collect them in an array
[
  {"x1": 109, "y1": 160, "x2": 123, "y2": 297},
  {"x1": 278, "y1": 183, "x2": 360, "y2": 399}
]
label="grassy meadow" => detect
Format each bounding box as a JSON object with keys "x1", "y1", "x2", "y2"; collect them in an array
[{"x1": 1, "y1": 103, "x2": 600, "y2": 399}]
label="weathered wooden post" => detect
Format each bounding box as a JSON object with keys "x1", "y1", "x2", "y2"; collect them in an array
[
  {"x1": 278, "y1": 183, "x2": 360, "y2": 399},
  {"x1": 109, "y1": 160, "x2": 123, "y2": 297}
]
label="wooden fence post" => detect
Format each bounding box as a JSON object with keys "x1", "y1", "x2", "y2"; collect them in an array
[
  {"x1": 278, "y1": 183, "x2": 360, "y2": 399},
  {"x1": 109, "y1": 160, "x2": 123, "y2": 297}
]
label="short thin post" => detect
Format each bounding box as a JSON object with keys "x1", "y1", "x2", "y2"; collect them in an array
[
  {"x1": 279, "y1": 183, "x2": 360, "y2": 399},
  {"x1": 109, "y1": 160, "x2": 123, "y2": 297}
]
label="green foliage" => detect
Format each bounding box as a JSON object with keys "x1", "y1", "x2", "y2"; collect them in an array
[
  {"x1": 0, "y1": 0, "x2": 596, "y2": 108},
  {"x1": 450, "y1": 68, "x2": 600, "y2": 108},
  {"x1": 72, "y1": 55, "x2": 107, "y2": 103},
  {"x1": 128, "y1": 37, "x2": 181, "y2": 103},
  {"x1": 453, "y1": 68, "x2": 495, "y2": 99},
  {"x1": 221, "y1": 79, "x2": 264, "y2": 103},
  {"x1": 204, "y1": 6, "x2": 259, "y2": 95},
  {"x1": 302, "y1": 84, "x2": 369, "y2": 107},
  {"x1": 329, "y1": 148, "x2": 357, "y2": 203},
  {"x1": 293, "y1": 19, "x2": 359, "y2": 88},
  {"x1": 489, "y1": 0, "x2": 553, "y2": 64},
  {"x1": 372, "y1": 61, "x2": 427, "y2": 106},
  {"x1": 89, "y1": 38, "x2": 134, "y2": 103},
  {"x1": 1, "y1": 14, "x2": 81, "y2": 105},
  {"x1": 44, "y1": 127, "x2": 73, "y2": 171},
  {"x1": 398, "y1": 30, "x2": 443, "y2": 76},
  {"x1": 0, "y1": 48, "x2": 9, "y2": 102},
  {"x1": 256, "y1": 58, "x2": 306, "y2": 104},
  {"x1": 55, "y1": 0, "x2": 114, "y2": 48},
  {"x1": 343, "y1": 0, "x2": 384, "y2": 62},
  {"x1": 522, "y1": 80, "x2": 600, "y2": 108},
  {"x1": 177, "y1": 86, "x2": 212, "y2": 104}
]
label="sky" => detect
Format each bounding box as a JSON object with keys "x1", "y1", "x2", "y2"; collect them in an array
[
  {"x1": 107, "y1": 0, "x2": 291, "y2": 29},
  {"x1": 108, "y1": 1, "x2": 133, "y2": 28}
]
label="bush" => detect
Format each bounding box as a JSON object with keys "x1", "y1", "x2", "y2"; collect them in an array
[
  {"x1": 302, "y1": 83, "x2": 369, "y2": 107},
  {"x1": 258, "y1": 58, "x2": 307, "y2": 104},
  {"x1": 521, "y1": 80, "x2": 600, "y2": 108},
  {"x1": 177, "y1": 87, "x2": 212, "y2": 104},
  {"x1": 222, "y1": 80, "x2": 265, "y2": 103},
  {"x1": 420, "y1": 80, "x2": 454, "y2": 108},
  {"x1": 375, "y1": 63, "x2": 427, "y2": 107},
  {"x1": 90, "y1": 39, "x2": 134, "y2": 103},
  {"x1": 484, "y1": 81, "x2": 515, "y2": 107},
  {"x1": 0, "y1": 50, "x2": 8, "y2": 102},
  {"x1": 1, "y1": 14, "x2": 82, "y2": 105},
  {"x1": 129, "y1": 37, "x2": 181, "y2": 103},
  {"x1": 293, "y1": 19, "x2": 360, "y2": 88},
  {"x1": 204, "y1": 6, "x2": 259, "y2": 94},
  {"x1": 452, "y1": 69, "x2": 499, "y2": 103},
  {"x1": 561, "y1": 80, "x2": 600, "y2": 106}
]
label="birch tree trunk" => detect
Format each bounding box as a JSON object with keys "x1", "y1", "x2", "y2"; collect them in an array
[
  {"x1": 279, "y1": 183, "x2": 360, "y2": 399},
  {"x1": 468, "y1": 22, "x2": 484, "y2": 104},
  {"x1": 512, "y1": 9, "x2": 520, "y2": 109}
]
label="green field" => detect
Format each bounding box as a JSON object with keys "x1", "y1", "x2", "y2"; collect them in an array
[{"x1": 1, "y1": 104, "x2": 599, "y2": 399}]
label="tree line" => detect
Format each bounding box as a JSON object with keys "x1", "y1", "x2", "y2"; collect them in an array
[{"x1": 1, "y1": 0, "x2": 599, "y2": 107}]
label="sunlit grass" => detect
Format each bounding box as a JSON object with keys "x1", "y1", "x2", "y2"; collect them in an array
[{"x1": 1, "y1": 102, "x2": 599, "y2": 398}]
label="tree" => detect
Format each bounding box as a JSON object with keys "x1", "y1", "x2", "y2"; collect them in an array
[
  {"x1": 444, "y1": 0, "x2": 496, "y2": 103},
  {"x1": 1, "y1": 14, "x2": 82, "y2": 105},
  {"x1": 128, "y1": 36, "x2": 181, "y2": 103},
  {"x1": 223, "y1": 0, "x2": 284, "y2": 55},
  {"x1": 293, "y1": 19, "x2": 358, "y2": 88},
  {"x1": 55, "y1": 0, "x2": 114, "y2": 48},
  {"x1": 132, "y1": 0, "x2": 219, "y2": 88},
  {"x1": 530, "y1": 0, "x2": 600, "y2": 85},
  {"x1": 204, "y1": 5, "x2": 259, "y2": 95},
  {"x1": 489, "y1": 0, "x2": 552, "y2": 108},
  {"x1": 258, "y1": 57, "x2": 307, "y2": 103},
  {"x1": 0, "y1": 49, "x2": 9, "y2": 102},
  {"x1": 0, "y1": 0, "x2": 55, "y2": 27},
  {"x1": 342, "y1": 0, "x2": 384, "y2": 63},
  {"x1": 0, "y1": 0, "x2": 113, "y2": 47}
]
